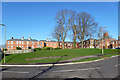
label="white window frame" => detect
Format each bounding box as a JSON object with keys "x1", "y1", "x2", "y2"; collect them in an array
[
  {"x1": 27, "y1": 41, "x2": 29, "y2": 44},
  {"x1": 32, "y1": 46, "x2": 34, "y2": 49},
  {"x1": 11, "y1": 41, "x2": 13, "y2": 44},
  {"x1": 60, "y1": 43, "x2": 62, "y2": 45},
  {"x1": 37, "y1": 42, "x2": 39, "y2": 45},
  {"x1": 19, "y1": 41, "x2": 21, "y2": 44},
  {"x1": 8, "y1": 46, "x2": 9, "y2": 48},
  {"x1": 68, "y1": 43, "x2": 70, "y2": 46},
  {"x1": 8, "y1": 41, "x2": 10, "y2": 44},
  {"x1": 22, "y1": 41, "x2": 23, "y2": 44},
  {"x1": 11, "y1": 46, "x2": 13, "y2": 49},
  {"x1": 32, "y1": 41, "x2": 34, "y2": 45},
  {"x1": 17, "y1": 41, "x2": 18, "y2": 44}
]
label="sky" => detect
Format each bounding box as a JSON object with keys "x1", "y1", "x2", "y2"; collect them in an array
[{"x1": 1, "y1": 2, "x2": 118, "y2": 44}]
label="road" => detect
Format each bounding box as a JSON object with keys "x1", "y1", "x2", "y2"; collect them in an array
[{"x1": 1, "y1": 56, "x2": 120, "y2": 79}]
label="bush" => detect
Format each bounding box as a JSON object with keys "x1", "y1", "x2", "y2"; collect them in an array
[
  {"x1": 16, "y1": 47, "x2": 22, "y2": 50},
  {"x1": 3, "y1": 48, "x2": 7, "y2": 51},
  {"x1": 41, "y1": 47, "x2": 53, "y2": 50},
  {"x1": 34, "y1": 48, "x2": 41, "y2": 52},
  {"x1": 54, "y1": 47, "x2": 62, "y2": 50}
]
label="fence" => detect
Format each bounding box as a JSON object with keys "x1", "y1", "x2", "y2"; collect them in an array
[{"x1": 4, "y1": 49, "x2": 34, "y2": 54}]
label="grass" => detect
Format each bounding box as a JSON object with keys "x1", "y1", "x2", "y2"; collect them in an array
[
  {"x1": 72, "y1": 57, "x2": 102, "y2": 62},
  {"x1": 72, "y1": 53, "x2": 119, "y2": 63},
  {"x1": 1, "y1": 48, "x2": 119, "y2": 64}
]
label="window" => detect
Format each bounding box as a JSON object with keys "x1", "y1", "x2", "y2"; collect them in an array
[
  {"x1": 37, "y1": 42, "x2": 39, "y2": 45},
  {"x1": 19, "y1": 41, "x2": 21, "y2": 44},
  {"x1": 47, "y1": 43, "x2": 48, "y2": 46},
  {"x1": 68, "y1": 43, "x2": 70, "y2": 46},
  {"x1": 11, "y1": 46, "x2": 13, "y2": 49},
  {"x1": 41, "y1": 42, "x2": 42, "y2": 45},
  {"x1": 27, "y1": 41, "x2": 29, "y2": 44},
  {"x1": 32, "y1": 41, "x2": 34, "y2": 44},
  {"x1": 107, "y1": 43, "x2": 109, "y2": 46},
  {"x1": 113, "y1": 42, "x2": 114, "y2": 44},
  {"x1": 22, "y1": 41, "x2": 23, "y2": 44},
  {"x1": 119, "y1": 41, "x2": 120, "y2": 44},
  {"x1": 8, "y1": 46, "x2": 9, "y2": 48},
  {"x1": 90, "y1": 41, "x2": 93, "y2": 44},
  {"x1": 60, "y1": 43, "x2": 62, "y2": 45},
  {"x1": 11, "y1": 41, "x2": 13, "y2": 44},
  {"x1": 17, "y1": 41, "x2": 18, "y2": 44},
  {"x1": 32, "y1": 46, "x2": 34, "y2": 49},
  {"x1": 22, "y1": 46, "x2": 23, "y2": 48},
  {"x1": 8, "y1": 41, "x2": 10, "y2": 44},
  {"x1": 84, "y1": 42, "x2": 85, "y2": 45}
]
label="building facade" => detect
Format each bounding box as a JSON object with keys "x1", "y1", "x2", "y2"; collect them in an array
[
  {"x1": 6, "y1": 33, "x2": 120, "y2": 50},
  {"x1": 6, "y1": 37, "x2": 38, "y2": 50}
]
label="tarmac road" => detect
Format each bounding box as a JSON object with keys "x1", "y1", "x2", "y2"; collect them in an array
[{"x1": 1, "y1": 56, "x2": 120, "y2": 79}]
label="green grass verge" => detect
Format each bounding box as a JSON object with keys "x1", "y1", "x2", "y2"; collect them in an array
[
  {"x1": 1, "y1": 48, "x2": 119, "y2": 64},
  {"x1": 73, "y1": 53, "x2": 119, "y2": 63},
  {"x1": 72, "y1": 57, "x2": 102, "y2": 62}
]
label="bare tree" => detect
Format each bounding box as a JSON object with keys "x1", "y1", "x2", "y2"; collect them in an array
[
  {"x1": 76, "y1": 12, "x2": 98, "y2": 48},
  {"x1": 55, "y1": 9, "x2": 71, "y2": 49},
  {"x1": 69, "y1": 11, "x2": 78, "y2": 48},
  {"x1": 52, "y1": 25, "x2": 62, "y2": 48}
]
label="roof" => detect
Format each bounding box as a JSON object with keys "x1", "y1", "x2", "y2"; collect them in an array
[
  {"x1": 7, "y1": 39, "x2": 38, "y2": 41},
  {"x1": 109, "y1": 40, "x2": 118, "y2": 43},
  {"x1": 40, "y1": 40, "x2": 57, "y2": 42}
]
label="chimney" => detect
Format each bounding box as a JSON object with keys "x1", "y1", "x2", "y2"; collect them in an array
[
  {"x1": 49, "y1": 38, "x2": 51, "y2": 41},
  {"x1": 11, "y1": 37, "x2": 13, "y2": 39},
  {"x1": 46, "y1": 38, "x2": 48, "y2": 41},
  {"x1": 118, "y1": 36, "x2": 120, "y2": 40},
  {"x1": 104, "y1": 33, "x2": 108, "y2": 37},
  {"x1": 90, "y1": 35, "x2": 92, "y2": 39},
  {"x1": 22, "y1": 37, "x2": 24, "y2": 40},
  {"x1": 28, "y1": 37, "x2": 31, "y2": 40}
]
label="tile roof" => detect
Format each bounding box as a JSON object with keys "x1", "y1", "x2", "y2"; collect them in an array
[
  {"x1": 7, "y1": 39, "x2": 38, "y2": 41},
  {"x1": 40, "y1": 40, "x2": 57, "y2": 42}
]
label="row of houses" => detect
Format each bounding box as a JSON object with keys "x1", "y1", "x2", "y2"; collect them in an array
[{"x1": 6, "y1": 33, "x2": 120, "y2": 50}]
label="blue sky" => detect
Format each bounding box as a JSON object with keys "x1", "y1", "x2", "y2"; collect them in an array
[{"x1": 2, "y1": 2, "x2": 118, "y2": 43}]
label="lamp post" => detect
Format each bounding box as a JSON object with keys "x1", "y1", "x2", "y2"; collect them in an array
[
  {"x1": 0, "y1": 24, "x2": 6, "y2": 63},
  {"x1": 102, "y1": 27, "x2": 106, "y2": 54}
]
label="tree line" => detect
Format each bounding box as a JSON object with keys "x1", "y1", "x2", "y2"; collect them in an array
[{"x1": 52, "y1": 9, "x2": 103, "y2": 49}]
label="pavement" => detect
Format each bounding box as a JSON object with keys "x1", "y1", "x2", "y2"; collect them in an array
[{"x1": 0, "y1": 55, "x2": 120, "y2": 79}]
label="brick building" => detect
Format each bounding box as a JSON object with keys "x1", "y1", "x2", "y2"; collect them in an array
[
  {"x1": 6, "y1": 37, "x2": 38, "y2": 50},
  {"x1": 79, "y1": 36, "x2": 99, "y2": 48},
  {"x1": 6, "y1": 33, "x2": 120, "y2": 50}
]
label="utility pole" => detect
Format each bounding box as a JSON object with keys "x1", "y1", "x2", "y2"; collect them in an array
[{"x1": 0, "y1": 24, "x2": 6, "y2": 63}]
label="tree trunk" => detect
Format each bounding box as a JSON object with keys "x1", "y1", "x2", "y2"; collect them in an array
[
  {"x1": 81, "y1": 39, "x2": 84, "y2": 48},
  {"x1": 57, "y1": 39, "x2": 60, "y2": 48},
  {"x1": 62, "y1": 39, "x2": 65, "y2": 49},
  {"x1": 73, "y1": 36, "x2": 76, "y2": 48}
]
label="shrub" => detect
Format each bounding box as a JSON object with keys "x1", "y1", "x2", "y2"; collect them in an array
[
  {"x1": 16, "y1": 47, "x2": 22, "y2": 50},
  {"x1": 54, "y1": 47, "x2": 62, "y2": 50},
  {"x1": 3, "y1": 48, "x2": 7, "y2": 51},
  {"x1": 41, "y1": 47, "x2": 53, "y2": 50},
  {"x1": 28, "y1": 47, "x2": 31, "y2": 49},
  {"x1": 34, "y1": 48, "x2": 41, "y2": 52}
]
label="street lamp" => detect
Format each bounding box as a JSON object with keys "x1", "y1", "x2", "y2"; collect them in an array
[
  {"x1": 102, "y1": 26, "x2": 107, "y2": 54},
  {"x1": 0, "y1": 24, "x2": 6, "y2": 63}
]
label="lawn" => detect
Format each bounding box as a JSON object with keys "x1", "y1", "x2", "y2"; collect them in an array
[{"x1": 1, "y1": 48, "x2": 119, "y2": 64}]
